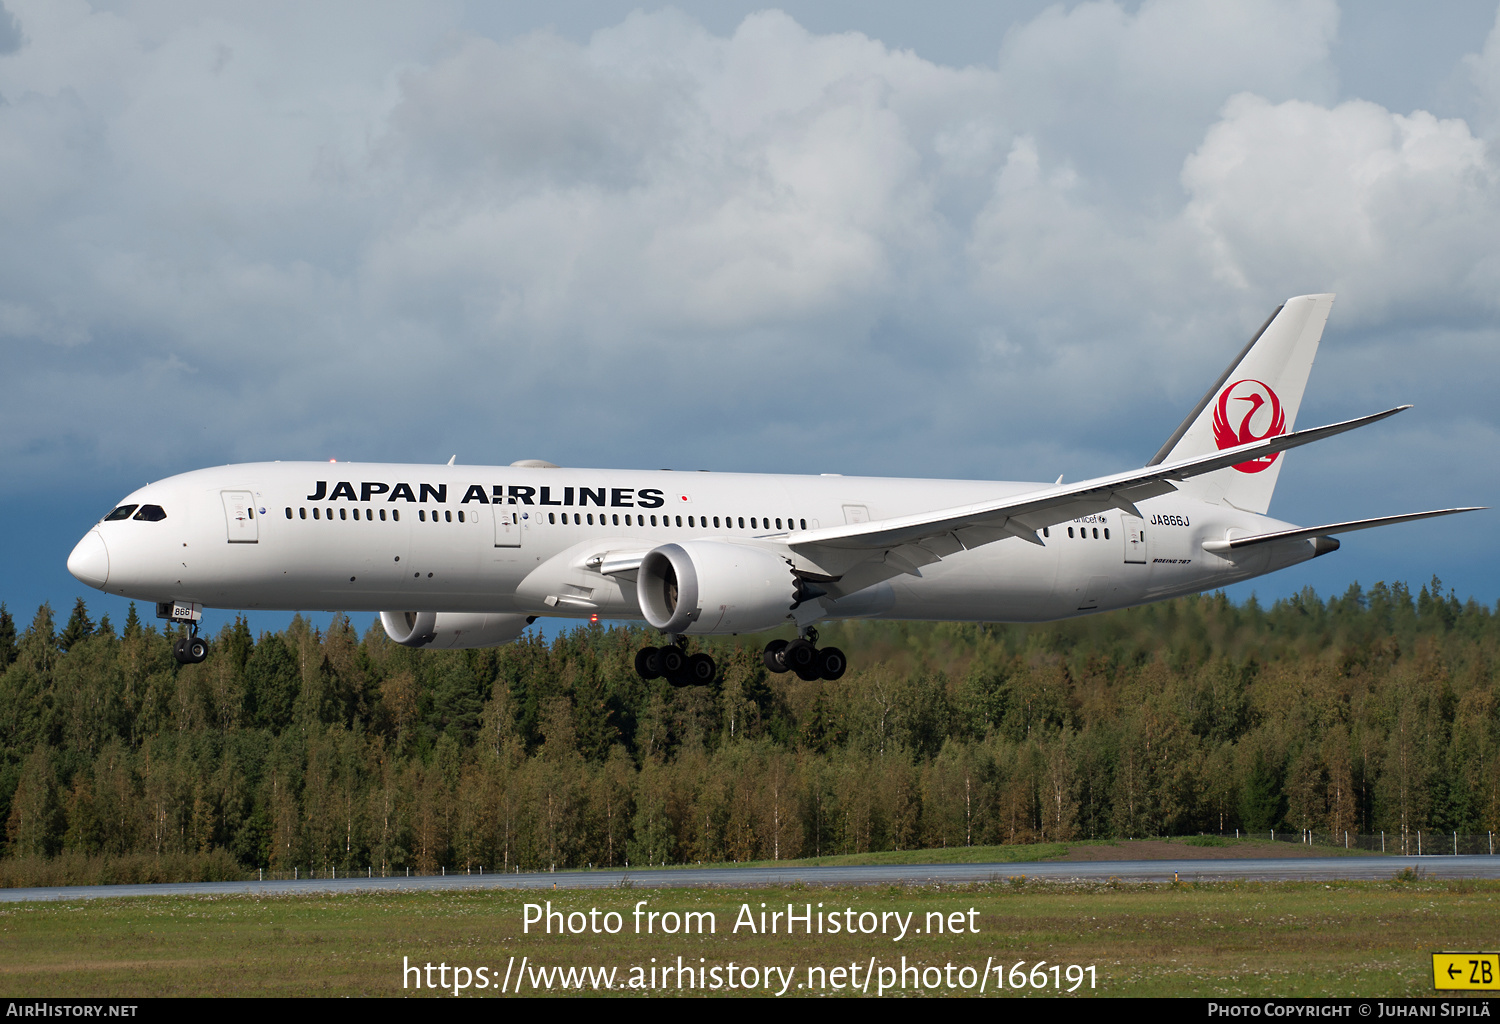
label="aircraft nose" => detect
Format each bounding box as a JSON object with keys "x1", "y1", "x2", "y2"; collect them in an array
[{"x1": 67, "y1": 530, "x2": 110, "y2": 589}]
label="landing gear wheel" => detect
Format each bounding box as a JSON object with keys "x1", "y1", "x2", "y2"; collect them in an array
[
  {"x1": 173, "y1": 635, "x2": 208, "y2": 665},
  {"x1": 816, "y1": 646, "x2": 847, "y2": 680},
  {"x1": 685, "y1": 653, "x2": 717, "y2": 686},
  {"x1": 783, "y1": 638, "x2": 818, "y2": 680},
  {"x1": 634, "y1": 647, "x2": 662, "y2": 680},
  {"x1": 762, "y1": 639, "x2": 789, "y2": 673},
  {"x1": 659, "y1": 646, "x2": 686, "y2": 678}
]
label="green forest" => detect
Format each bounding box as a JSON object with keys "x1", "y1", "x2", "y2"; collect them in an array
[{"x1": 0, "y1": 576, "x2": 1496, "y2": 881}]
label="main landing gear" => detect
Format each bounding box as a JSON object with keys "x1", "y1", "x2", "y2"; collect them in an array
[
  {"x1": 763, "y1": 628, "x2": 846, "y2": 681},
  {"x1": 172, "y1": 628, "x2": 208, "y2": 665},
  {"x1": 635, "y1": 638, "x2": 716, "y2": 687}
]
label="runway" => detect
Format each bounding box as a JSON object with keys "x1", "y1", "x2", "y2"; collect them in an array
[{"x1": 2, "y1": 854, "x2": 1496, "y2": 902}]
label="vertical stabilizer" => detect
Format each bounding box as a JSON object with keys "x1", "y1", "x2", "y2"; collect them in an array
[{"x1": 1150, "y1": 294, "x2": 1335, "y2": 515}]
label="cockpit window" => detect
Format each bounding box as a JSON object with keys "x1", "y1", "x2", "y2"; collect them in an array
[
  {"x1": 104, "y1": 505, "x2": 138, "y2": 521},
  {"x1": 133, "y1": 504, "x2": 167, "y2": 522}
]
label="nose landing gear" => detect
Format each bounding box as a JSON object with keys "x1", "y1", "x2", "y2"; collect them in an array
[
  {"x1": 172, "y1": 630, "x2": 208, "y2": 665},
  {"x1": 634, "y1": 637, "x2": 717, "y2": 687},
  {"x1": 762, "y1": 628, "x2": 845, "y2": 681}
]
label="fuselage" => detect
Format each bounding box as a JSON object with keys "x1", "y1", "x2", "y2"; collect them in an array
[{"x1": 68, "y1": 461, "x2": 1320, "y2": 625}]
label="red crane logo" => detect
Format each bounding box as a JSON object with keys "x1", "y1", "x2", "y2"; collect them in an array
[{"x1": 1212, "y1": 379, "x2": 1286, "y2": 474}]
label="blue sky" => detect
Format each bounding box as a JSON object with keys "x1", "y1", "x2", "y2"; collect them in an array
[{"x1": 2, "y1": 1, "x2": 1498, "y2": 639}]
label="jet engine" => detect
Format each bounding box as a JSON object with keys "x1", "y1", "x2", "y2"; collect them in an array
[
  {"x1": 636, "y1": 541, "x2": 798, "y2": 635},
  {"x1": 379, "y1": 611, "x2": 534, "y2": 650}
]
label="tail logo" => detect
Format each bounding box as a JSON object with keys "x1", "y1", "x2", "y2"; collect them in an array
[{"x1": 1212, "y1": 379, "x2": 1286, "y2": 474}]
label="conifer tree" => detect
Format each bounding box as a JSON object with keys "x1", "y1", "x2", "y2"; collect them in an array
[
  {"x1": 0, "y1": 603, "x2": 16, "y2": 668},
  {"x1": 57, "y1": 598, "x2": 94, "y2": 652},
  {"x1": 123, "y1": 603, "x2": 142, "y2": 640},
  {"x1": 20, "y1": 604, "x2": 56, "y2": 668}
]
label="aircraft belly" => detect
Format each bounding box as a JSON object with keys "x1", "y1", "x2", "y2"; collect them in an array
[{"x1": 878, "y1": 537, "x2": 1064, "y2": 622}]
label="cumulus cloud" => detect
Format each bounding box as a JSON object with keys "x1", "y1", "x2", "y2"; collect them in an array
[{"x1": 1183, "y1": 94, "x2": 1500, "y2": 322}]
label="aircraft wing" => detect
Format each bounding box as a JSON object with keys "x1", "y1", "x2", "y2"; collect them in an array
[
  {"x1": 789, "y1": 405, "x2": 1409, "y2": 586},
  {"x1": 1200, "y1": 507, "x2": 1484, "y2": 553}
]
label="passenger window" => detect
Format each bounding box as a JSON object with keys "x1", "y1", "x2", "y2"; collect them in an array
[
  {"x1": 587, "y1": 513, "x2": 594, "y2": 526},
  {"x1": 133, "y1": 505, "x2": 167, "y2": 522},
  {"x1": 284, "y1": 507, "x2": 292, "y2": 519},
  {"x1": 713, "y1": 516, "x2": 720, "y2": 528},
  {"x1": 379, "y1": 509, "x2": 386, "y2": 521},
  {"x1": 314, "y1": 508, "x2": 321, "y2": 520},
  {"x1": 675, "y1": 515, "x2": 682, "y2": 527},
  {"x1": 738, "y1": 517, "x2": 745, "y2": 529},
  {"x1": 458, "y1": 511, "x2": 465, "y2": 523},
  {"x1": 800, "y1": 519, "x2": 807, "y2": 530},
  {"x1": 1104, "y1": 528, "x2": 1110, "y2": 540},
  {"x1": 300, "y1": 508, "x2": 307, "y2": 520},
  {"x1": 1067, "y1": 527, "x2": 1073, "y2": 538},
  {"x1": 392, "y1": 510, "x2": 400, "y2": 522},
  {"x1": 445, "y1": 511, "x2": 452, "y2": 523},
  {"x1": 1043, "y1": 527, "x2": 1049, "y2": 538},
  {"x1": 613, "y1": 514, "x2": 619, "y2": 526},
  {"x1": 420, "y1": 510, "x2": 426, "y2": 522},
  {"x1": 776, "y1": 518, "x2": 782, "y2": 529},
  {"x1": 104, "y1": 504, "x2": 138, "y2": 521},
  {"x1": 650, "y1": 515, "x2": 658, "y2": 526},
  {"x1": 548, "y1": 512, "x2": 555, "y2": 524},
  {"x1": 339, "y1": 508, "x2": 347, "y2": 521}
]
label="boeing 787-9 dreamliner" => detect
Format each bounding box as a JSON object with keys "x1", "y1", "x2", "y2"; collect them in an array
[{"x1": 68, "y1": 294, "x2": 1479, "y2": 683}]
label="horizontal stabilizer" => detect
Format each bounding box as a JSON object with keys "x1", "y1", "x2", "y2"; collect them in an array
[{"x1": 1201, "y1": 507, "x2": 1485, "y2": 553}]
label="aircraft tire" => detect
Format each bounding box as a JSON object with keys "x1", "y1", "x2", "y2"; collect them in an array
[
  {"x1": 686, "y1": 653, "x2": 717, "y2": 685},
  {"x1": 762, "y1": 639, "x2": 789, "y2": 672},
  {"x1": 171, "y1": 637, "x2": 189, "y2": 664},
  {"x1": 783, "y1": 638, "x2": 818, "y2": 677},
  {"x1": 816, "y1": 646, "x2": 847, "y2": 681},
  {"x1": 659, "y1": 646, "x2": 686, "y2": 677},
  {"x1": 187, "y1": 637, "x2": 209, "y2": 663},
  {"x1": 634, "y1": 647, "x2": 662, "y2": 680}
]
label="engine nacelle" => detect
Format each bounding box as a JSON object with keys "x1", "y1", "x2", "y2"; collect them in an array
[
  {"x1": 636, "y1": 541, "x2": 797, "y2": 635},
  {"x1": 379, "y1": 611, "x2": 534, "y2": 650}
]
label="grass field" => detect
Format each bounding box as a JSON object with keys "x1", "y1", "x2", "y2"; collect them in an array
[{"x1": 1, "y1": 875, "x2": 1492, "y2": 997}]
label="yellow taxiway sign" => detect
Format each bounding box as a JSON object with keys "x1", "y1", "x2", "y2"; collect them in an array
[{"x1": 1433, "y1": 952, "x2": 1500, "y2": 990}]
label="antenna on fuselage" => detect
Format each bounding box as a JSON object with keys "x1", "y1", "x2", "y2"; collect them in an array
[{"x1": 447, "y1": 455, "x2": 456, "y2": 466}]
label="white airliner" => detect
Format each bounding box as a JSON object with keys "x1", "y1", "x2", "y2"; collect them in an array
[{"x1": 68, "y1": 294, "x2": 1477, "y2": 681}]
